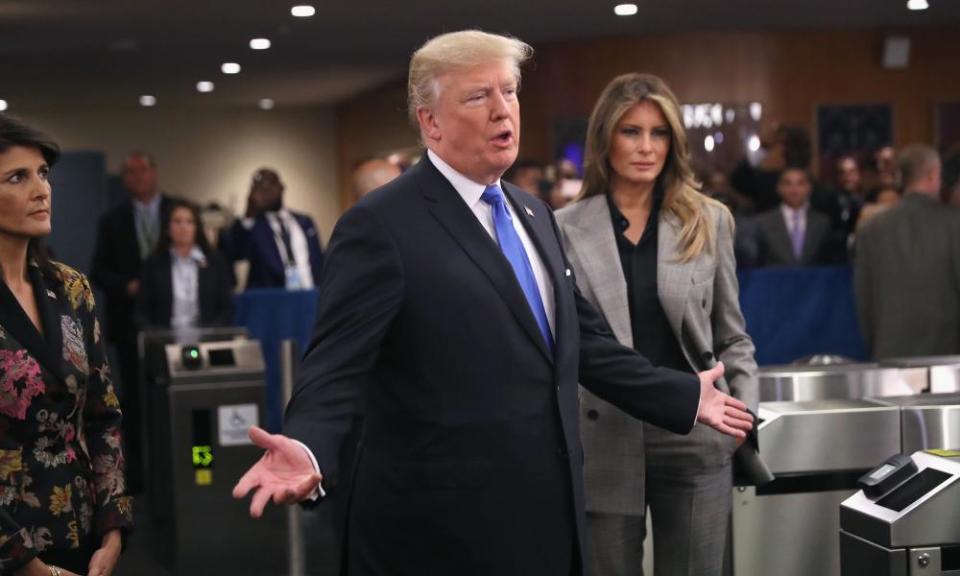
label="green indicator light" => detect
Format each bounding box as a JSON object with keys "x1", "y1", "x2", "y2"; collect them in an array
[
  {"x1": 190, "y1": 349, "x2": 200, "y2": 359},
  {"x1": 192, "y1": 445, "x2": 214, "y2": 468}
]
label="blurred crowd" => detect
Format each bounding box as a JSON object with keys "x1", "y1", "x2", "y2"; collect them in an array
[{"x1": 505, "y1": 127, "x2": 960, "y2": 272}]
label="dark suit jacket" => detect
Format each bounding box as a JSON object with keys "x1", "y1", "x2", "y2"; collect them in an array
[
  {"x1": 219, "y1": 211, "x2": 324, "y2": 289},
  {"x1": 90, "y1": 195, "x2": 175, "y2": 342},
  {"x1": 283, "y1": 157, "x2": 700, "y2": 576},
  {"x1": 136, "y1": 249, "x2": 235, "y2": 329},
  {"x1": 0, "y1": 262, "x2": 133, "y2": 571},
  {"x1": 855, "y1": 194, "x2": 960, "y2": 359},
  {"x1": 755, "y1": 206, "x2": 832, "y2": 267}
]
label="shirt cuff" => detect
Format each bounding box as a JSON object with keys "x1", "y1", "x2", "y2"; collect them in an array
[{"x1": 291, "y1": 439, "x2": 326, "y2": 500}]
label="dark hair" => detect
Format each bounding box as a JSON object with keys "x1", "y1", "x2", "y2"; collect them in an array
[
  {"x1": 0, "y1": 113, "x2": 60, "y2": 166},
  {"x1": 154, "y1": 199, "x2": 211, "y2": 257},
  {"x1": 0, "y1": 114, "x2": 60, "y2": 275},
  {"x1": 779, "y1": 166, "x2": 812, "y2": 185}
]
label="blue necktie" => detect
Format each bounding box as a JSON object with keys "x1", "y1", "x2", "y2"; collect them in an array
[{"x1": 480, "y1": 184, "x2": 554, "y2": 352}]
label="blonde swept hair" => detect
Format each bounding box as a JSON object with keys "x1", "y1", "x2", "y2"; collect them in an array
[
  {"x1": 407, "y1": 30, "x2": 533, "y2": 125},
  {"x1": 579, "y1": 73, "x2": 723, "y2": 262}
]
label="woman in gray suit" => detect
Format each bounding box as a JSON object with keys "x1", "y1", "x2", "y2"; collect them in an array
[{"x1": 556, "y1": 73, "x2": 758, "y2": 576}]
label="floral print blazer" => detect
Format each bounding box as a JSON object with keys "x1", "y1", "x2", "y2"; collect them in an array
[{"x1": 0, "y1": 261, "x2": 133, "y2": 573}]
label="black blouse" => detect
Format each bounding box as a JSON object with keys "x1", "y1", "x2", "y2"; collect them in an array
[{"x1": 607, "y1": 191, "x2": 692, "y2": 375}]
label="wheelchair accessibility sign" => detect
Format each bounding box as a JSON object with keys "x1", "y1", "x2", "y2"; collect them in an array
[{"x1": 218, "y1": 404, "x2": 259, "y2": 446}]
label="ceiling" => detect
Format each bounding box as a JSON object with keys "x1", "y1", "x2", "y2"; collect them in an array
[{"x1": 1, "y1": 0, "x2": 957, "y2": 112}]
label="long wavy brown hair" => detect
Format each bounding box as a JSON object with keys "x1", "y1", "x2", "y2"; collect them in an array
[{"x1": 579, "y1": 73, "x2": 720, "y2": 262}]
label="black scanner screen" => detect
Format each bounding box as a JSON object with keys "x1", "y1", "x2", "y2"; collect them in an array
[{"x1": 877, "y1": 468, "x2": 951, "y2": 512}]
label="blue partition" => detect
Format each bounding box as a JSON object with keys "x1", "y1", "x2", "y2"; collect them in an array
[
  {"x1": 235, "y1": 288, "x2": 318, "y2": 431},
  {"x1": 236, "y1": 267, "x2": 867, "y2": 428},
  {"x1": 738, "y1": 266, "x2": 866, "y2": 365}
]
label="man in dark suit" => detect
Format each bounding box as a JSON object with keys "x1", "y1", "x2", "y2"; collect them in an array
[
  {"x1": 755, "y1": 167, "x2": 833, "y2": 267},
  {"x1": 90, "y1": 151, "x2": 173, "y2": 492},
  {"x1": 856, "y1": 144, "x2": 960, "y2": 359},
  {"x1": 233, "y1": 30, "x2": 752, "y2": 576},
  {"x1": 219, "y1": 168, "x2": 324, "y2": 290}
]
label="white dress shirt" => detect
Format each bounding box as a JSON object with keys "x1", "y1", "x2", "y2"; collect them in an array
[
  {"x1": 780, "y1": 204, "x2": 809, "y2": 243},
  {"x1": 266, "y1": 210, "x2": 315, "y2": 289},
  {"x1": 170, "y1": 246, "x2": 206, "y2": 329},
  {"x1": 427, "y1": 150, "x2": 557, "y2": 337},
  {"x1": 241, "y1": 209, "x2": 315, "y2": 289}
]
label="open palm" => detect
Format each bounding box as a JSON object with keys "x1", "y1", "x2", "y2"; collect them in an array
[
  {"x1": 695, "y1": 362, "x2": 754, "y2": 438},
  {"x1": 232, "y1": 426, "x2": 322, "y2": 518}
]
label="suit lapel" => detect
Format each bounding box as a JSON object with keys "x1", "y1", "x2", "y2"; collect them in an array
[
  {"x1": 771, "y1": 211, "x2": 797, "y2": 265},
  {"x1": 255, "y1": 217, "x2": 286, "y2": 277},
  {"x1": 657, "y1": 213, "x2": 695, "y2": 338},
  {"x1": 563, "y1": 196, "x2": 633, "y2": 347},
  {"x1": 801, "y1": 210, "x2": 820, "y2": 264},
  {"x1": 417, "y1": 159, "x2": 553, "y2": 363},
  {"x1": 0, "y1": 266, "x2": 69, "y2": 383},
  {"x1": 157, "y1": 252, "x2": 174, "y2": 325}
]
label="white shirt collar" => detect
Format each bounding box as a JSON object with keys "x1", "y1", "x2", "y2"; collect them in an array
[
  {"x1": 134, "y1": 193, "x2": 161, "y2": 213},
  {"x1": 427, "y1": 149, "x2": 502, "y2": 209},
  {"x1": 780, "y1": 202, "x2": 809, "y2": 217},
  {"x1": 170, "y1": 246, "x2": 206, "y2": 265}
]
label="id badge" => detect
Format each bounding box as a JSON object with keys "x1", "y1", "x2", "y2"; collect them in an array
[{"x1": 284, "y1": 266, "x2": 303, "y2": 290}]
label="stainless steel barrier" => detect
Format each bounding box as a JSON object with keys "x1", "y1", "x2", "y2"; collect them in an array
[
  {"x1": 872, "y1": 393, "x2": 960, "y2": 456},
  {"x1": 880, "y1": 356, "x2": 960, "y2": 394},
  {"x1": 732, "y1": 400, "x2": 902, "y2": 576},
  {"x1": 758, "y1": 363, "x2": 927, "y2": 402},
  {"x1": 840, "y1": 451, "x2": 960, "y2": 576}
]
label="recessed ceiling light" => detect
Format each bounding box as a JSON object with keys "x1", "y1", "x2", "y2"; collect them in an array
[
  {"x1": 221, "y1": 62, "x2": 241, "y2": 74},
  {"x1": 614, "y1": 3, "x2": 638, "y2": 16},
  {"x1": 259, "y1": 98, "x2": 275, "y2": 110},
  {"x1": 250, "y1": 38, "x2": 271, "y2": 50},
  {"x1": 907, "y1": 0, "x2": 929, "y2": 10},
  {"x1": 748, "y1": 134, "x2": 761, "y2": 152},
  {"x1": 139, "y1": 95, "x2": 157, "y2": 107},
  {"x1": 291, "y1": 5, "x2": 316, "y2": 17},
  {"x1": 0, "y1": 99, "x2": 7, "y2": 112},
  {"x1": 197, "y1": 81, "x2": 215, "y2": 93}
]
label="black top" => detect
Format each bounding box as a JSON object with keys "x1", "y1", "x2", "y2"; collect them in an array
[{"x1": 607, "y1": 190, "x2": 692, "y2": 375}]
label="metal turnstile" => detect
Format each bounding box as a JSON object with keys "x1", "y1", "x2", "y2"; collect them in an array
[
  {"x1": 732, "y1": 400, "x2": 902, "y2": 576},
  {"x1": 840, "y1": 451, "x2": 960, "y2": 576},
  {"x1": 149, "y1": 339, "x2": 287, "y2": 574},
  {"x1": 139, "y1": 326, "x2": 248, "y2": 508},
  {"x1": 873, "y1": 393, "x2": 960, "y2": 454},
  {"x1": 758, "y1": 363, "x2": 927, "y2": 402},
  {"x1": 880, "y1": 357, "x2": 960, "y2": 395}
]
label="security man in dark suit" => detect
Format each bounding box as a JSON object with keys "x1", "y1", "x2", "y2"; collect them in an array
[
  {"x1": 91, "y1": 151, "x2": 174, "y2": 492},
  {"x1": 233, "y1": 30, "x2": 752, "y2": 576}
]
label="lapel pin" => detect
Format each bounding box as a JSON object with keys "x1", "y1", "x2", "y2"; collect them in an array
[
  {"x1": 524, "y1": 205, "x2": 535, "y2": 218},
  {"x1": 46, "y1": 290, "x2": 57, "y2": 299},
  {"x1": 565, "y1": 268, "x2": 572, "y2": 277}
]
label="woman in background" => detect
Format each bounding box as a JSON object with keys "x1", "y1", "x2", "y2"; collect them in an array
[
  {"x1": 0, "y1": 114, "x2": 132, "y2": 576},
  {"x1": 556, "y1": 74, "x2": 758, "y2": 576},
  {"x1": 137, "y1": 199, "x2": 234, "y2": 330}
]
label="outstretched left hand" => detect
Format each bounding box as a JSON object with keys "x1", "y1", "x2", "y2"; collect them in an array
[{"x1": 695, "y1": 362, "x2": 754, "y2": 438}]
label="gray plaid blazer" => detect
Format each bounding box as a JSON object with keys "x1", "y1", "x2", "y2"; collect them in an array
[{"x1": 556, "y1": 194, "x2": 758, "y2": 515}]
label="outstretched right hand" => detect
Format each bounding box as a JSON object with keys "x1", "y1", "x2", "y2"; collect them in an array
[{"x1": 232, "y1": 426, "x2": 323, "y2": 518}]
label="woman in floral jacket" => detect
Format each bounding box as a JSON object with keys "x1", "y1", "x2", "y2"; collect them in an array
[{"x1": 0, "y1": 115, "x2": 133, "y2": 576}]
